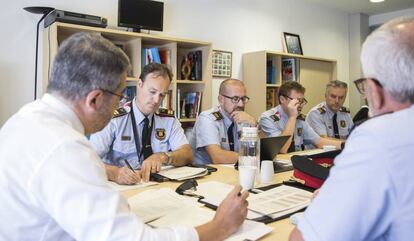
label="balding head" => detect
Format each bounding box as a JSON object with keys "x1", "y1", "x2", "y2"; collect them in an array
[
  {"x1": 219, "y1": 79, "x2": 245, "y2": 95},
  {"x1": 361, "y1": 17, "x2": 414, "y2": 103}
]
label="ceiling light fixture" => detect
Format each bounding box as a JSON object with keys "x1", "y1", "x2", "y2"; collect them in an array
[{"x1": 370, "y1": 0, "x2": 385, "y2": 3}]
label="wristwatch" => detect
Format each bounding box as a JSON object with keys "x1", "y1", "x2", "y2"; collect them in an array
[{"x1": 164, "y1": 151, "x2": 173, "y2": 165}]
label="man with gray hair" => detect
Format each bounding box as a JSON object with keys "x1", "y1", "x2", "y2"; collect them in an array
[
  {"x1": 0, "y1": 32, "x2": 249, "y2": 241},
  {"x1": 290, "y1": 17, "x2": 414, "y2": 241},
  {"x1": 306, "y1": 80, "x2": 353, "y2": 139}
]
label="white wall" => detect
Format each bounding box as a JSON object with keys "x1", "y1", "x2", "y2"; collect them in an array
[
  {"x1": 0, "y1": 0, "x2": 350, "y2": 126},
  {"x1": 369, "y1": 7, "x2": 414, "y2": 26}
]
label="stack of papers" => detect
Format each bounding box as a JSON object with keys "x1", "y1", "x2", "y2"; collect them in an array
[
  {"x1": 194, "y1": 181, "x2": 312, "y2": 221},
  {"x1": 158, "y1": 166, "x2": 209, "y2": 181}
]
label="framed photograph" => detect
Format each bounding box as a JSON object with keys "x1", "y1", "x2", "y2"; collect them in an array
[
  {"x1": 283, "y1": 32, "x2": 303, "y2": 55},
  {"x1": 212, "y1": 50, "x2": 232, "y2": 78}
]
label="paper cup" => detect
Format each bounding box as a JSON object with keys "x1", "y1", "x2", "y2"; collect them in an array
[
  {"x1": 260, "y1": 160, "x2": 274, "y2": 184},
  {"x1": 239, "y1": 166, "x2": 257, "y2": 190}
]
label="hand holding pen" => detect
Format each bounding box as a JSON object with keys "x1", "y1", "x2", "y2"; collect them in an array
[{"x1": 115, "y1": 160, "x2": 141, "y2": 185}]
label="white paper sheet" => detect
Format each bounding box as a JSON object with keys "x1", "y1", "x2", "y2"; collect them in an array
[
  {"x1": 128, "y1": 188, "x2": 198, "y2": 223},
  {"x1": 106, "y1": 181, "x2": 157, "y2": 192},
  {"x1": 158, "y1": 166, "x2": 208, "y2": 181},
  {"x1": 247, "y1": 185, "x2": 312, "y2": 215},
  {"x1": 149, "y1": 205, "x2": 272, "y2": 241}
]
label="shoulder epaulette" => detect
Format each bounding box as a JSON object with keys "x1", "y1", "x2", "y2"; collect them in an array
[
  {"x1": 113, "y1": 107, "x2": 129, "y2": 118},
  {"x1": 211, "y1": 111, "x2": 223, "y2": 120},
  {"x1": 318, "y1": 107, "x2": 326, "y2": 114},
  {"x1": 297, "y1": 114, "x2": 306, "y2": 121},
  {"x1": 156, "y1": 108, "x2": 175, "y2": 117},
  {"x1": 340, "y1": 107, "x2": 350, "y2": 113}
]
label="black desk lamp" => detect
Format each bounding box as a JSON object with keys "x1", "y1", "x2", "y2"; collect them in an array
[{"x1": 24, "y1": 6, "x2": 55, "y2": 100}]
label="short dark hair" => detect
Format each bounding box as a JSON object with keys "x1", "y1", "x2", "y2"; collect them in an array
[
  {"x1": 278, "y1": 81, "x2": 305, "y2": 100},
  {"x1": 47, "y1": 32, "x2": 130, "y2": 102},
  {"x1": 139, "y1": 63, "x2": 173, "y2": 82}
]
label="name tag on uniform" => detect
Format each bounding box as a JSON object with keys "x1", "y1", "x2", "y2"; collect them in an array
[{"x1": 121, "y1": 136, "x2": 131, "y2": 141}]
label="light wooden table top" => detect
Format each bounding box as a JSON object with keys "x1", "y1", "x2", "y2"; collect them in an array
[{"x1": 121, "y1": 151, "x2": 312, "y2": 241}]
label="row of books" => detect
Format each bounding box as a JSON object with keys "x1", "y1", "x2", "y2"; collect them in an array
[
  {"x1": 266, "y1": 58, "x2": 298, "y2": 84},
  {"x1": 142, "y1": 48, "x2": 172, "y2": 67},
  {"x1": 266, "y1": 87, "x2": 280, "y2": 110},
  {"x1": 176, "y1": 89, "x2": 202, "y2": 119}
]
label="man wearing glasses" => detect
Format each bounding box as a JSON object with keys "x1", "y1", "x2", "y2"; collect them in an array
[
  {"x1": 191, "y1": 78, "x2": 257, "y2": 164},
  {"x1": 306, "y1": 80, "x2": 353, "y2": 139},
  {"x1": 90, "y1": 63, "x2": 192, "y2": 184},
  {"x1": 259, "y1": 81, "x2": 342, "y2": 153},
  {"x1": 290, "y1": 17, "x2": 414, "y2": 241}
]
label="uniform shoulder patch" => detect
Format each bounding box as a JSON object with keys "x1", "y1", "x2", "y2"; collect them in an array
[
  {"x1": 113, "y1": 107, "x2": 129, "y2": 118},
  {"x1": 156, "y1": 108, "x2": 175, "y2": 118},
  {"x1": 270, "y1": 111, "x2": 281, "y2": 122},
  {"x1": 340, "y1": 107, "x2": 350, "y2": 113},
  {"x1": 318, "y1": 107, "x2": 326, "y2": 114},
  {"x1": 212, "y1": 111, "x2": 223, "y2": 120},
  {"x1": 297, "y1": 114, "x2": 306, "y2": 121}
]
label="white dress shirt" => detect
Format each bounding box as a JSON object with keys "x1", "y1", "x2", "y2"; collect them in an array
[{"x1": 0, "y1": 93, "x2": 198, "y2": 241}]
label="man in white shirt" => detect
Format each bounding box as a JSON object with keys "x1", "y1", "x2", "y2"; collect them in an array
[
  {"x1": 289, "y1": 17, "x2": 414, "y2": 241},
  {"x1": 0, "y1": 32, "x2": 248, "y2": 241}
]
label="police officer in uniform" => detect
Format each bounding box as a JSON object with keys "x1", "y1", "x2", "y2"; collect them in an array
[
  {"x1": 90, "y1": 63, "x2": 193, "y2": 184},
  {"x1": 259, "y1": 81, "x2": 342, "y2": 153},
  {"x1": 306, "y1": 80, "x2": 353, "y2": 139},
  {"x1": 191, "y1": 79, "x2": 256, "y2": 165}
]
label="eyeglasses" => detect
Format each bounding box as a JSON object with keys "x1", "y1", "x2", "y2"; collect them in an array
[
  {"x1": 221, "y1": 94, "x2": 250, "y2": 104},
  {"x1": 281, "y1": 95, "x2": 308, "y2": 106},
  {"x1": 101, "y1": 89, "x2": 129, "y2": 103},
  {"x1": 354, "y1": 78, "x2": 383, "y2": 95}
]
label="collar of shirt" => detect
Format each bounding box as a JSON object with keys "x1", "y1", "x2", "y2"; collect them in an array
[
  {"x1": 276, "y1": 105, "x2": 288, "y2": 121},
  {"x1": 218, "y1": 106, "x2": 234, "y2": 129},
  {"x1": 42, "y1": 93, "x2": 85, "y2": 134},
  {"x1": 322, "y1": 102, "x2": 336, "y2": 119},
  {"x1": 132, "y1": 98, "x2": 154, "y2": 126}
]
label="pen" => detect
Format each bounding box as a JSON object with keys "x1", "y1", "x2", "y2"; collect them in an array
[{"x1": 124, "y1": 159, "x2": 136, "y2": 173}]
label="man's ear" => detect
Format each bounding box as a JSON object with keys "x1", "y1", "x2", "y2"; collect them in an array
[
  {"x1": 366, "y1": 79, "x2": 384, "y2": 110},
  {"x1": 85, "y1": 89, "x2": 104, "y2": 111},
  {"x1": 137, "y1": 79, "x2": 143, "y2": 88}
]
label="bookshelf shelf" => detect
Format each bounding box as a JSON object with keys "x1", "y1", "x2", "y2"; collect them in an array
[
  {"x1": 179, "y1": 118, "x2": 197, "y2": 122},
  {"x1": 175, "y1": 80, "x2": 205, "y2": 84},
  {"x1": 42, "y1": 22, "x2": 213, "y2": 124},
  {"x1": 127, "y1": 77, "x2": 139, "y2": 82},
  {"x1": 243, "y1": 50, "x2": 337, "y2": 119}
]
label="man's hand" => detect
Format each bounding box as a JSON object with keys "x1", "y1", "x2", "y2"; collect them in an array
[
  {"x1": 231, "y1": 111, "x2": 257, "y2": 126},
  {"x1": 286, "y1": 99, "x2": 300, "y2": 118},
  {"x1": 115, "y1": 167, "x2": 141, "y2": 185},
  {"x1": 140, "y1": 153, "x2": 167, "y2": 182},
  {"x1": 213, "y1": 185, "x2": 249, "y2": 238}
]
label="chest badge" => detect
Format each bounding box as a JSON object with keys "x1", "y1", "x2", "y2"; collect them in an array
[
  {"x1": 340, "y1": 120, "x2": 346, "y2": 128},
  {"x1": 155, "y1": 128, "x2": 166, "y2": 140},
  {"x1": 121, "y1": 136, "x2": 131, "y2": 141},
  {"x1": 297, "y1": 127, "x2": 303, "y2": 136}
]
